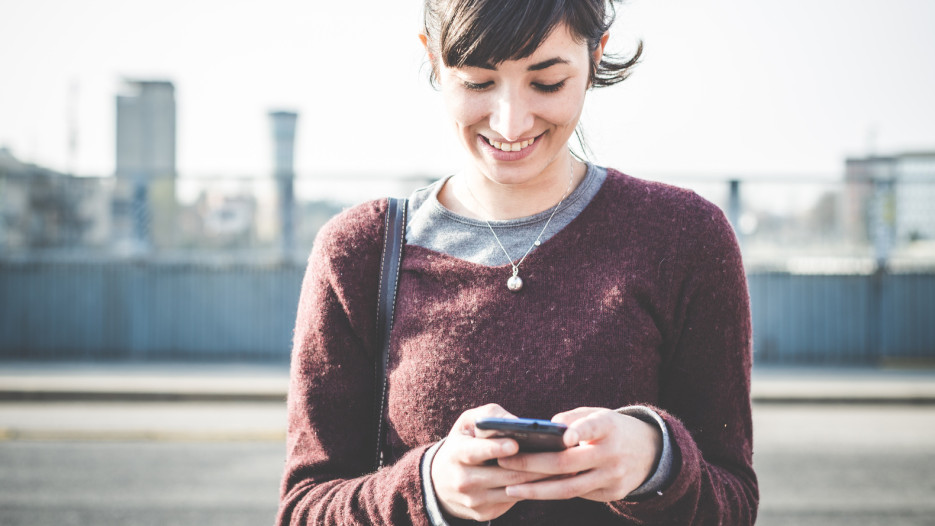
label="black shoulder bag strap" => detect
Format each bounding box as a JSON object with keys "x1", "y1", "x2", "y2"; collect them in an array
[{"x1": 374, "y1": 197, "x2": 407, "y2": 470}]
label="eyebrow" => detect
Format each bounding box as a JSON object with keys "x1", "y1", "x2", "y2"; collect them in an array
[
  {"x1": 527, "y1": 57, "x2": 570, "y2": 71},
  {"x1": 476, "y1": 57, "x2": 570, "y2": 71}
]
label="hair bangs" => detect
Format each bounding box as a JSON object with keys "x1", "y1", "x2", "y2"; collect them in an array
[{"x1": 441, "y1": 0, "x2": 567, "y2": 69}]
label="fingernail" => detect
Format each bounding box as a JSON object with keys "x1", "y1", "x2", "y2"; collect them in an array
[
  {"x1": 505, "y1": 486, "x2": 517, "y2": 497},
  {"x1": 566, "y1": 430, "x2": 579, "y2": 445}
]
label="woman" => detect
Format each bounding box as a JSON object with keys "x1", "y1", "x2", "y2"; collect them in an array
[{"x1": 278, "y1": 1, "x2": 758, "y2": 524}]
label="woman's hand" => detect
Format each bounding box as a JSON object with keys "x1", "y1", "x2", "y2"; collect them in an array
[
  {"x1": 497, "y1": 407, "x2": 663, "y2": 502},
  {"x1": 430, "y1": 404, "x2": 552, "y2": 522}
]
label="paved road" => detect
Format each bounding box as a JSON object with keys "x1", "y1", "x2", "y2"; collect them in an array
[
  {"x1": 0, "y1": 441, "x2": 282, "y2": 526},
  {"x1": 754, "y1": 405, "x2": 935, "y2": 526},
  {"x1": 1, "y1": 402, "x2": 934, "y2": 525}
]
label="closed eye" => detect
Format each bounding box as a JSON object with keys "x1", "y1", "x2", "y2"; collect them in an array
[
  {"x1": 463, "y1": 80, "x2": 493, "y2": 91},
  {"x1": 533, "y1": 80, "x2": 567, "y2": 93}
]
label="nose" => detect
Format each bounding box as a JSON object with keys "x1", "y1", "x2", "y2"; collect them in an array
[{"x1": 489, "y1": 87, "x2": 535, "y2": 142}]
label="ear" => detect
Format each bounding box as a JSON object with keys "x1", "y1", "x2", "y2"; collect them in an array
[
  {"x1": 593, "y1": 32, "x2": 610, "y2": 64},
  {"x1": 420, "y1": 33, "x2": 442, "y2": 85},
  {"x1": 419, "y1": 33, "x2": 434, "y2": 61}
]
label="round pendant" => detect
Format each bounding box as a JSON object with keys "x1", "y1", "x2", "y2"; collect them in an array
[{"x1": 507, "y1": 275, "x2": 523, "y2": 292}]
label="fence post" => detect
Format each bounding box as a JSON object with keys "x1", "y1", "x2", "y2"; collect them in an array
[
  {"x1": 871, "y1": 176, "x2": 896, "y2": 272},
  {"x1": 727, "y1": 179, "x2": 743, "y2": 246},
  {"x1": 131, "y1": 175, "x2": 151, "y2": 254},
  {"x1": 868, "y1": 175, "x2": 895, "y2": 362}
]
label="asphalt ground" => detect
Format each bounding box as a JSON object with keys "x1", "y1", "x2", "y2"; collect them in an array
[
  {"x1": 1, "y1": 402, "x2": 934, "y2": 526},
  {"x1": 1, "y1": 363, "x2": 934, "y2": 525}
]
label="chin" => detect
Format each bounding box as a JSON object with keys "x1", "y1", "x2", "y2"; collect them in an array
[{"x1": 474, "y1": 160, "x2": 556, "y2": 187}]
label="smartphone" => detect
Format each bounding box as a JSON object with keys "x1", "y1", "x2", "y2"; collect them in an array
[{"x1": 474, "y1": 417, "x2": 568, "y2": 452}]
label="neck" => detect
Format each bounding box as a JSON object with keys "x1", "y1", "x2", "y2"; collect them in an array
[{"x1": 442, "y1": 156, "x2": 586, "y2": 221}]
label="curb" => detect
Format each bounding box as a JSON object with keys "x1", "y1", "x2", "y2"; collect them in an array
[
  {"x1": 0, "y1": 390, "x2": 286, "y2": 403},
  {"x1": 751, "y1": 395, "x2": 935, "y2": 405},
  {"x1": 2, "y1": 366, "x2": 934, "y2": 405},
  {"x1": 0, "y1": 427, "x2": 285, "y2": 442},
  {"x1": 1, "y1": 390, "x2": 933, "y2": 406}
]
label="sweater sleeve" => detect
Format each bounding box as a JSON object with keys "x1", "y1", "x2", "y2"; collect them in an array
[
  {"x1": 606, "y1": 196, "x2": 758, "y2": 524},
  {"x1": 276, "y1": 202, "x2": 433, "y2": 526}
]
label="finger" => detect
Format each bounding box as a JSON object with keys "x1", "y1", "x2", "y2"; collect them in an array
[
  {"x1": 470, "y1": 403, "x2": 517, "y2": 421},
  {"x1": 454, "y1": 437, "x2": 519, "y2": 465},
  {"x1": 497, "y1": 444, "x2": 598, "y2": 475},
  {"x1": 474, "y1": 487, "x2": 520, "y2": 506},
  {"x1": 453, "y1": 403, "x2": 518, "y2": 437},
  {"x1": 466, "y1": 464, "x2": 560, "y2": 489},
  {"x1": 438, "y1": 486, "x2": 518, "y2": 521},
  {"x1": 563, "y1": 409, "x2": 617, "y2": 447},
  {"x1": 505, "y1": 468, "x2": 604, "y2": 501},
  {"x1": 550, "y1": 407, "x2": 604, "y2": 447},
  {"x1": 550, "y1": 407, "x2": 601, "y2": 427}
]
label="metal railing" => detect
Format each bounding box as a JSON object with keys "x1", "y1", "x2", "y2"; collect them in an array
[
  {"x1": 2, "y1": 172, "x2": 933, "y2": 270},
  {"x1": 2, "y1": 171, "x2": 933, "y2": 364}
]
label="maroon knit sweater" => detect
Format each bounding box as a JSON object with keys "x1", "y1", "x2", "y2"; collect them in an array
[{"x1": 277, "y1": 169, "x2": 758, "y2": 525}]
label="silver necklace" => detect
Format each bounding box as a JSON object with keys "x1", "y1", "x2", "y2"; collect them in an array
[{"x1": 464, "y1": 163, "x2": 575, "y2": 292}]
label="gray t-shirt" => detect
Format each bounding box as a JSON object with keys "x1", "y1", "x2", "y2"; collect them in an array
[{"x1": 406, "y1": 163, "x2": 608, "y2": 265}]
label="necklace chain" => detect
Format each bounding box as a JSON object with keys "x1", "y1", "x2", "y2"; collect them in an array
[{"x1": 463, "y1": 162, "x2": 575, "y2": 291}]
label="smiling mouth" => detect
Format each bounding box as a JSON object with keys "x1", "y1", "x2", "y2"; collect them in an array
[{"x1": 484, "y1": 136, "x2": 537, "y2": 152}]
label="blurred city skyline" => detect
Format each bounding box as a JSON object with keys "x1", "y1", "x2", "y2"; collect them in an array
[{"x1": 1, "y1": 0, "x2": 934, "y2": 179}]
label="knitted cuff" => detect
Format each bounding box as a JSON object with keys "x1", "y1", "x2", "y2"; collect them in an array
[
  {"x1": 421, "y1": 439, "x2": 450, "y2": 526},
  {"x1": 615, "y1": 405, "x2": 674, "y2": 498}
]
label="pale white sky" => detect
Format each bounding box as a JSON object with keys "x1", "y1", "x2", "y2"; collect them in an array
[{"x1": 1, "y1": 0, "x2": 934, "y2": 179}]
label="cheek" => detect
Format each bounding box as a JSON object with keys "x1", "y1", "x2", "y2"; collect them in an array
[
  {"x1": 441, "y1": 90, "x2": 488, "y2": 131},
  {"x1": 537, "y1": 90, "x2": 586, "y2": 127}
]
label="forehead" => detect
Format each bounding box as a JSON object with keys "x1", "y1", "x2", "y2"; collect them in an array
[{"x1": 527, "y1": 25, "x2": 589, "y2": 60}]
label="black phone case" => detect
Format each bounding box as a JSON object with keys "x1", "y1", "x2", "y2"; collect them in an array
[{"x1": 475, "y1": 418, "x2": 568, "y2": 452}]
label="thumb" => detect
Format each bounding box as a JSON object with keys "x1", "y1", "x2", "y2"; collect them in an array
[
  {"x1": 562, "y1": 408, "x2": 615, "y2": 447},
  {"x1": 454, "y1": 403, "x2": 517, "y2": 437}
]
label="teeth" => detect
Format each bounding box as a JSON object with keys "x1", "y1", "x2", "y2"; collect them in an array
[{"x1": 488, "y1": 137, "x2": 535, "y2": 152}]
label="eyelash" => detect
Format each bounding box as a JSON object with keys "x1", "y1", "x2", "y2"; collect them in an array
[
  {"x1": 463, "y1": 81, "x2": 493, "y2": 91},
  {"x1": 533, "y1": 80, "x2": 566, "y2": 93},
  {"x1": 461, "y1": 80, "x2": 567, "y2": 93}
]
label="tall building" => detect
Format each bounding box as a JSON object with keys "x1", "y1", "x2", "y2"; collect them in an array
[
  {"x1": 114, "y1": 79, "x2": 177, "y2": 251},
  {"x1": 269, "y1": 110, "x2": 298, "y2": 257},
  {"x1": 116, "y1": 80, "x2": 176, "y2": 179},
  {"x1": 269, "y1": 111, "x2": 297, "y2": 177}
]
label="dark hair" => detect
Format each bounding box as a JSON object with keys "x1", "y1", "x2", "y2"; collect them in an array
[{"x1": 422, "y1": 0, "x2": 642, "y2": 88}]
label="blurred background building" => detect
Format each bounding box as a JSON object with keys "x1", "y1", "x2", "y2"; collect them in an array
[
  {"x1": 115, "y1": 80, "x2": 176, "y2": 179},
  {"x1": 845, "y1": 152, "x2": 935, "y2": 267},
  {"x1": 114, "y1": 79, "x2": 177, "y2": 252},
  {"x1": 269, "y1": 110, "x2": 297, "y2": 257}
]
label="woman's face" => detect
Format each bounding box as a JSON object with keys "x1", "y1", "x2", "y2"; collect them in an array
[{"x1": 434, "y1": 24, "x2": 601, "y2": 187}]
